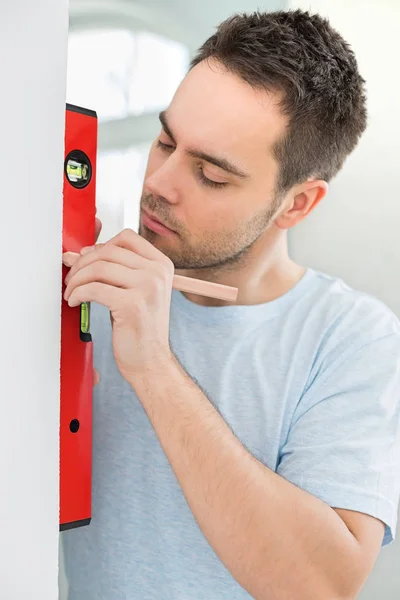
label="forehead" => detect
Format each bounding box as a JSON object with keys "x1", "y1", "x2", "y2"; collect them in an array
[{"x1": 167, "y1": 59, "x2": 287, "y2": 166}]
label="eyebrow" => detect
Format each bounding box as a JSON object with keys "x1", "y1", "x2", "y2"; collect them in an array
[{"x1": 158, "y1": 111, "x2": 250, "y2": 180}]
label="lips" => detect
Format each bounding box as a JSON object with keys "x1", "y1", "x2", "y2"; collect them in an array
[
  {"x1": 144, "y1": 210, "x2": 171, "y2": 229},
  {"x1": 141, "y1": 209, "x2": 175, "y2": 236}
]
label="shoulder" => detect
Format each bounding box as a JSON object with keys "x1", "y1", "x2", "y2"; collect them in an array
[
  {"x1": 301, "y1": 270, "x2": 400, "y2": 381},
  {"x1": 305, "y1": 269, "x2": 400, "y2": 342}
]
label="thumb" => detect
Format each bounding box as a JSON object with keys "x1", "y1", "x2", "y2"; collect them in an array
[
  {"x1": 93, "y1": 367, "x2": 100, "y2": 387},
  {"x1": 95, "y1": 217, "x2": 102, "y2": 242}
]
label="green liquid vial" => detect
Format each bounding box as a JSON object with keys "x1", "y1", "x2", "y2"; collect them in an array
[{"x1": 80, "y1": 302, "x2": 90, "y2": 334}]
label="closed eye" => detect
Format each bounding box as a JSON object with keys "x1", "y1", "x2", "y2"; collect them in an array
[
  {"x1": 156, "y1": 139, "x2": 228, "y2": 189},
  {"x1": 156, "y1": 140, "x2": 174, "y2": 151},
  {"x1": 197, "y1": 168, "x2": 228, "y2": 189}
]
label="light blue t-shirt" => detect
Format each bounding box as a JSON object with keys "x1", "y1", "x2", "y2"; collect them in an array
[{"x1": 63, "y1": 268, "x2": 400, "y2": 600}]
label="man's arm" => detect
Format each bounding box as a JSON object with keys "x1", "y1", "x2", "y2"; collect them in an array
[{"x1": 131, "y1": 353, "x2": 385, "y2": 600}]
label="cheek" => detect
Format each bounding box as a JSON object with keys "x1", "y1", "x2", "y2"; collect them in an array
[
  {"x1": 190, "y1": 206, "x2": 234, "y2": 237},
  {"x1": 188, "y1": 186, "x2": 249, "y2": 232}
]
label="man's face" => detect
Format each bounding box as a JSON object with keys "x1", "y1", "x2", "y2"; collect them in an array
[{"x1": 139, "y1": 59, "x2": 288, "y2": 271}]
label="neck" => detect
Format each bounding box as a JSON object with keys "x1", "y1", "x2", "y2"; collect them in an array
[{"x1": 175, "y1": 228, "x2": 306, "y2": 307}]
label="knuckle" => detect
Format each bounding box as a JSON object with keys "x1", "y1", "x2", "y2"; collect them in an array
[
  {"x1": 159, "y1": 257, "x2": 174, "y2": 278},
  {"x1": 141, "y1": 272, "x2": 164, "y2": 301},
  {"x1": 92, "y1": 260, "x2": 107, "y2": 278},
  {"x1": 150, "y1": 274, "x2": 164, "y2": 295},
  {"x1": 120, "y1": 228, "x2": 134, "y2": 244}
]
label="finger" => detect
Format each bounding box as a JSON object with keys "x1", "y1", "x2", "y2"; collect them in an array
[
  {"x1": 66, "y1": 281, "x2": 124, "y2": 309},
  {"x1": 62, "y1": 251, "x2": 79, "y2": 267},
  {"x1": 64, "y1": 261, "x2": 136, "y2": 302},
  {"x1": 63, "y1": 243, "x2": 151, "y2": 285},
  {"x1": 95, "y1": 217, "x2": 102, "y2": 242},
  {"x1": 93, "y1": 367, "x2": 100, "y2": 386}
]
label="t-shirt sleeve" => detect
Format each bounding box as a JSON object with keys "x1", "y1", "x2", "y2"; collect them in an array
[{"x1": 277, "y1": 328, "x2": 400, "y2": 546}]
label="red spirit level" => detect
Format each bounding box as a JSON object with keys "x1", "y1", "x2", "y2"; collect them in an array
[{"x1": 60, "y1": 103, "x2": 97, "y2": 531}]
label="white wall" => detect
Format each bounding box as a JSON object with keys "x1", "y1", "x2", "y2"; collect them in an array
[
  {"x1": 288, "y1": 0, "x2": 400, "y2": 597},
  {"x1": 0, "y1": 1, "x2": 69, "y2": 598},
  {"x1": 288, "y1": 0, "x2": 400, "y2": 314}
]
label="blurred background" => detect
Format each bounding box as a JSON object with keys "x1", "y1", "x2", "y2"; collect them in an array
[{"x1": 61, "y1": 0, "x2": 400, "y2": 598}]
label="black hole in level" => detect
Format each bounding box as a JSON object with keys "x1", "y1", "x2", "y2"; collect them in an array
[{"x1": 70, "y1": 419, "x2": 80, "y2": 433}]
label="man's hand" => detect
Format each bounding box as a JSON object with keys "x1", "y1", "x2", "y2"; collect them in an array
[{"x1": 62, "y1": 227, "x2": 175, "y2": 384}]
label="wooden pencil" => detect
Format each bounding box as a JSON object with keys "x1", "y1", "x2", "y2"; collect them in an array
[{"x1": 62, "y1": 251, "x2": 238, "y2": 302}]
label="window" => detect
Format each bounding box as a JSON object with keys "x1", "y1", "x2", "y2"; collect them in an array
[
  {"x1": 67, "y1": 27, "x2": 188, "y2": 240},
  {"x1": 95, "y1": 144, "x2": 151, "y2": 241},
  {"x1": 67, "y1": 28, "x2": 188, "y2": 121}
]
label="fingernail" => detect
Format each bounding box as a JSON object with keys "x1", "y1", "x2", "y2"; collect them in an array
[{"x1": 62, "y1": 251, "x2": 78, "y2": 266}]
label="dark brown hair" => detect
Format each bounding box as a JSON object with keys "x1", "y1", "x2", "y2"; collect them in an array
[{"x1": 189, "y1": 9, "x2": 368, "y2": 195}]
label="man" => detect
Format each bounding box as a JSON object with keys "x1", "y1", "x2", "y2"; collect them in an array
[{"x1": 62, "y1": 9, "x2": 400, "y2": 600}]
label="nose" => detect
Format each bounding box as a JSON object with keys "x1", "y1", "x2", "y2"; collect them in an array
[{"x1": 145, "y1": 156, "x2": 181, "y2": 205}]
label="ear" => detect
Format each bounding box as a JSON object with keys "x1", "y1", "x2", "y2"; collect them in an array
[{"x1": 275, "y1": 180, "x2": 328, "y2": 230}]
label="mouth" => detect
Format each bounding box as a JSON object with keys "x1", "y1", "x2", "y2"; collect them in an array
[{"x1": 141, "y1": 209, "x2": 176, "y2": 236}]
